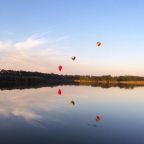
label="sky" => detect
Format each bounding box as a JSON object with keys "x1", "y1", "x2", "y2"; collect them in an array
[{"x1": 0, "y1": 0, "x2": 144, "y2": 76}]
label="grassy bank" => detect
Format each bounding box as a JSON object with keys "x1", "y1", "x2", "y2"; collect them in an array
[{"x1": 74, "y1": 80, "x2": 144, "y2": 85}]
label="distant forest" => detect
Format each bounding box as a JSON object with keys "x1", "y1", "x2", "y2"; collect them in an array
[
  {"x1": 0, "y1": 69, "x2": 144, "y2": 89},
  {"x1": 0, "y1": 69, "x2": 144, "y2": 81}
]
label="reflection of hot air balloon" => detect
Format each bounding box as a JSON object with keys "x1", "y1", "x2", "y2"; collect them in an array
[
  {"x1": 71, "y1": 56, "x2": 76, "y2": 61},
  {"x1": 96, "y1": 115, "x2": 100, "y2": 122},
  {"x1": 58, "y1": 65, "x2": 62, "y2": 71},
  {"x1": 70, "y1": 100, "x2": 75, "y2": 106},
  {"x1": 96, "y1": 41, "x2": 102, "y2": 47},
  {"x1": 58, "y1": 89, "x2": 62, "y2": 95}
]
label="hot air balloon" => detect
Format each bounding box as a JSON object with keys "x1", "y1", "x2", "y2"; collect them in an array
[
  {"x1": 58, "y1": 89, "x2": 62, "y2": 95},
  {"x1": 70, "y1": 100, "x2": 75, "y2": 106},
  {"x1": 96, "y1": 41, "x2": 102, "y2": 47},
  {"x1": 71, "y1": 56, "x2": 76, "y2": 61},
  {"x1": 96, "y1": 115, "x2": 100, "y2": 122},
  {"x1": 58, "y1": 65, "x2": 62, "y2": 71}
]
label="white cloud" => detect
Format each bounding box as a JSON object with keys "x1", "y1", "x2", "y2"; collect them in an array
[
  {"x1": 12, "y1": 109, "x2": 41, "y2": 120},
  {"x1": 0, "y1": 34, "x2": 69, "y2": 72},
  {"x1": 0, "y1": 34, "x2": 45, "y2": 53},
  {"x1": 0, "y1": 41, "x2": 12, "y2": 51},
  {"x1": 0, "y1": 88, "x2": 62, "y2": 121},
  {"x1": 14, "y1": 37, "x2": 45, "y2": 50}
]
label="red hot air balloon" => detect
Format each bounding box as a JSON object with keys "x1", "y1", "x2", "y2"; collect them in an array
[
  {"x1": 96, "y1": 115, "x2": 101, "y2": 122},
  {"x1": 58, "y1": 89, "x2": 62, "y2": 95},
  {"x1": 58, "y1": 65, "x2": 62, "y2": 71},
  {"x1": 96, "y1": 41, "x2": 102, "y2": 47},
  {"x1": 71, "y1": 56, "x2": 76, "y2": 61}
]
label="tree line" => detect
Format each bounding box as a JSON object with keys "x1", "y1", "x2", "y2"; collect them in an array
[
  {"x1": 0, "y1": 69, "x2": 144, "y2": 84},
  {"x1": 0, "y1": 69, "x2": 144, "y2": 89}
]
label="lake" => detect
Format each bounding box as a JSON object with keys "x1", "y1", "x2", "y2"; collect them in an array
[{"x1": 0, "y1": 86, "x2": 144, "y2": 144}]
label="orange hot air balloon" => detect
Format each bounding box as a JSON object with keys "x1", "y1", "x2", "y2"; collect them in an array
[
  {"x1": 96, "y1": 41, "x2": 102, "y2": 47},
  {"x1": 58, "y1": 89, "x2": 62, "y2": 95},
  {"x1": 96, "y1": 115, "x2": 100, "y2": 122},
  {"x1": 58, "y1": 65, "x2": 62, "y2": 71},
  {"x1": 71, "y1": 56, "x2": 76, "y2": 61},
  {"x1": 70, "y1": 100, "x2": 75, "y2": 106}
]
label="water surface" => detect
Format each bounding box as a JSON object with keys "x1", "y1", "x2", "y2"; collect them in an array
[{"x1": 0, "y1": 86, "x2": 144, "y2": 144}]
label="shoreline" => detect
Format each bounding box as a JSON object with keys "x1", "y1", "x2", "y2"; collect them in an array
[
  {"x1": 74, "y1": 80, "x2": 144, "y2": 85},
  {"x1": 0, "y1": 70, "x2": 144, "y2": 89}
]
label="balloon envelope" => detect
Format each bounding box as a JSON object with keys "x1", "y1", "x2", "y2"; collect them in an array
[
  {"x1": 71, "y1": 56, "x2": 76, "y2": 61},
  {"x1": 58, "y1": 65, "x2": 62, "y2": 71},
  {"x1": 96, "y1": 115, "x2": 100, "y2": 122},
  {"x1": 70, "y1": 100, "x2": 75, "y2": 105},
  {"x1": 58, "y1": 89, "x2": 62, "y2": 95},
  {"x1": 96, "y1": 41, "x2": 102, "y2": 47}
]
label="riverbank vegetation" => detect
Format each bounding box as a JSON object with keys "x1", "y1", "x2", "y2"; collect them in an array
[{"x1": 0, "y1": 69, "x2": 144, "y2": 89}]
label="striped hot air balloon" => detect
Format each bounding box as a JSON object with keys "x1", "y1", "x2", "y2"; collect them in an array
[
  {"x1": 96, "y1": 41, "x2": 102, "y2": 47},
  {"x1": 96, "y1": 115, "x2": 101, "y2": 122},
  {"x1": 71, "y1": 56, "x2": 76, "y2": 61}
]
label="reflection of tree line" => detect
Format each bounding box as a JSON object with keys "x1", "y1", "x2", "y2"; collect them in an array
[{"x1": 0, "y1": 69, "x2": 144, "y2": 90}]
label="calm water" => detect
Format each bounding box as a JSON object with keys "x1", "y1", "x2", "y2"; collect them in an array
[{"x1": 0, "y1": 86, "x2": 144, "y2": 144}]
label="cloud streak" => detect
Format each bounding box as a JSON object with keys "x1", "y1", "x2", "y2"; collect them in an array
[{"x1": 14, "y1": 36, "x2": 45, "y2": 50}]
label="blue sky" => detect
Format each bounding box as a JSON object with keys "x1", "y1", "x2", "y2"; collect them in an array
[{"x1": 0, "y1": 0, "x2": 144, "y2": 75}]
